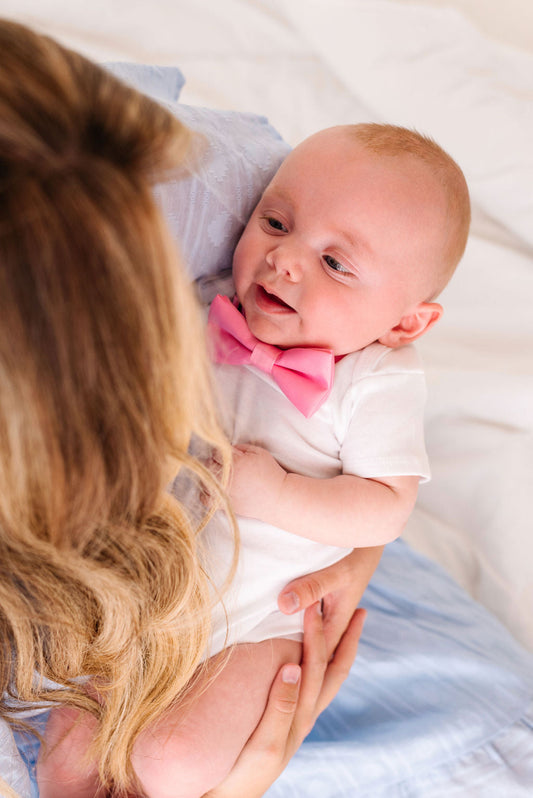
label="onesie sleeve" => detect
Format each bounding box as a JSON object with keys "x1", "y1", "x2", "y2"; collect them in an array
[{"x1": 337, "y1": 344, "x2": 431, "y2": 482}]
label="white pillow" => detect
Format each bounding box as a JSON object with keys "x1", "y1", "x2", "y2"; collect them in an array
[{"x1": 281, "y1": 0, "x2": 533, "y2": 249}]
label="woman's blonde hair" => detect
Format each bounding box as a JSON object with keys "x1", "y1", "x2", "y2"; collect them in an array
[
  {"x1": 0, "y1": 18, "x2": 232, "y2": 792},
  {"x1": 0, "y1": 775, "x2": 20, "y2": 798}
]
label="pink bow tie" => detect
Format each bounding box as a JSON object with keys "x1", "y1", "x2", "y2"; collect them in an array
[{"x1": 207, "y1": 294, "x2": 334, "y2": 418}]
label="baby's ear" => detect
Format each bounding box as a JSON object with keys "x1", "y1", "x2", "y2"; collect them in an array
[{"x1": 378, "y1": 302, "x2": 443, "y2": 348}]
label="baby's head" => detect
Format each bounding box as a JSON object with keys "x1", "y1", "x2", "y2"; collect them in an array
[{"x1": 233, "y1": 123, "x2": 470, "y2": 355}]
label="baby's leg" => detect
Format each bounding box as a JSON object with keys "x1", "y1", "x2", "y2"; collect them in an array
[
  {"x1": 132, "y1": 637, "x2": 302, "y2": 798},
  {"x1": 37, "y1": 706, "x2": 105, "y2": 798}
]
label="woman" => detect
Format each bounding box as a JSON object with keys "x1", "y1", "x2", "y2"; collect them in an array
[{"x1": 0, "y1": 19, "x2": 365, "y2": 797}]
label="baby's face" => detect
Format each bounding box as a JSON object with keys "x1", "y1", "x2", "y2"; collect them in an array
[{"x1": 233, "y1": 128, "x2": 446, "y2": 355}]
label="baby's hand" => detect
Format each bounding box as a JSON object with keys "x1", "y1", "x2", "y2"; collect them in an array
[{"x1": 229, "y1": 444, "x2": 287, "y2": 521}]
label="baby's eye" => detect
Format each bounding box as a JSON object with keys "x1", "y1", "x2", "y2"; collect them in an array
[
  {"x1": 323, "y1": 254, "x2": 350, "y2": 273},
  {"x1": 262, "y1": 216, "x2": 288, "y2": 233}
]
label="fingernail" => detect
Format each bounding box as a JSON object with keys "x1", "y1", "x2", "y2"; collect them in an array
[
  {"x1": 282, "y1": 664, "x2": 301, "y2": 684},
  {"x1": 279, "y1": 591, "x2": 300, "y2": 614}
]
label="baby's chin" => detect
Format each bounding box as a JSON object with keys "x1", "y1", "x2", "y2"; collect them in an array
[
  {"x1": 249, "y1": 326, "x2": 330, "y2": 352},
  {"x1": 243, "y1": 306, "x2": 332, "y2": 351},
  {"x1": 246, "y1": 322, "x2": 300, "y2": 351}
]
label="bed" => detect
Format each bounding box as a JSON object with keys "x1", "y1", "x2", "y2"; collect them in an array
[{"x1": 2, "y1": 0, "x2": 533, "y2": 795}]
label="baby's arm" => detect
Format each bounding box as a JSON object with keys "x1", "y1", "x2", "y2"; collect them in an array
[{"x1": 230, "y1": 444, "x2": 419, "y2": 548}]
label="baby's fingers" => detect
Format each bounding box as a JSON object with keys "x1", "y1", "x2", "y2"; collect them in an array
[{"x1": 232, "y1": 443, "x2": 257, "y2": 456}]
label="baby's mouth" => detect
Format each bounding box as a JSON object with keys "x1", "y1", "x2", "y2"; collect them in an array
[{"x1": 255, "y1": 284, "x2": 295, "y2": 312}]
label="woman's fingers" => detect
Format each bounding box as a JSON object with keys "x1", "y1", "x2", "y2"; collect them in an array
[
  {"x1": 316, "y1": 607, "x2": 366, "y2": 716},
  {"x1": 278, "y1": 548, "x2": 380, "y2": 659},
  {"x1": 204, "y1": 605, "x2": 366, "y2": 798},
  {"x1": 278, "y1": 574, "x2": 328, "y2": 615},
  {"x1": 294, "y1": 604, "x2": 366, "y2": 729},
  {"x1": 290, "y1": 604, "x2": 328, "y2": 739},
  {"x1": 278, "y1": 553, "x2": 357, "y2": 615},
  {"x1": 246, "y1": 663, "x2": 302, "y2": 753},
  {"x1": 203, "y1": 664, "x2": 302, "y2": 798}
]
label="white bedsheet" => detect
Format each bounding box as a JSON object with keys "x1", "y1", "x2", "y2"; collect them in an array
[{"x1": 3, "y1": 0, "x2": 532, "y2": 651}]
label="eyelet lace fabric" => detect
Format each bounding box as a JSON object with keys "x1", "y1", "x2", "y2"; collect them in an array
[{"x1": 154, "y1": 102, "x2": 290, "y2": 282}]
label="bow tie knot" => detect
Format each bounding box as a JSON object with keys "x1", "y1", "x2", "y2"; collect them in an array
[
  {"x1": 249, "y1": 341, "x2": 281, "y2": 373},
  {"x1": 207, "y1": 294, "x2": 334, "y2": 418}
]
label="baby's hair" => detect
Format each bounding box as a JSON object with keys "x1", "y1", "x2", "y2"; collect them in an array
[
  {"x1": 0, "y1": 18, "x2": 233, "y2": 792},
  {"x1": 348, "y1": 123, "x2": 471, "y2": 295}
]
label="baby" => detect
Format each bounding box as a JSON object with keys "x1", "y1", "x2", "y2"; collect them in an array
[
  {"x1": 131, "y1": 123, "x2": 470, "y2": 797},
  {"x1": 42, "y1": 123, "x2": 470, "y2": 797}
]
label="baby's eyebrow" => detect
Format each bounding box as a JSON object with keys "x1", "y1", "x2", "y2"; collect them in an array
[
  {"x1": 259, "y1": 188, "x2": 372, "y2": 258},
  {"x1": 335, "y1": 227, "x2": 372, "y2": 258},
  {"x1": 260, "y1": 186, "x2": 294, "y2": 209}
]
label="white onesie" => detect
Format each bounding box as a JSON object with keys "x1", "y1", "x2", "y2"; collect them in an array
[{"x1": 199, "y1": 323, "x2": 431, "y2": 657}]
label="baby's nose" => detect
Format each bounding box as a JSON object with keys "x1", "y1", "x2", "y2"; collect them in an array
[{"x1": 266, "y1": 244, "x2": 305, "y2": 281}]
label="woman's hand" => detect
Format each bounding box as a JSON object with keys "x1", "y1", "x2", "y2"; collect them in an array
[
  {"x1": 278, "y1": 546, "x2": 383, "y2": 657},
  {"x1": 204, "y1": 603, "x2": 366, "y2": 798}
]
